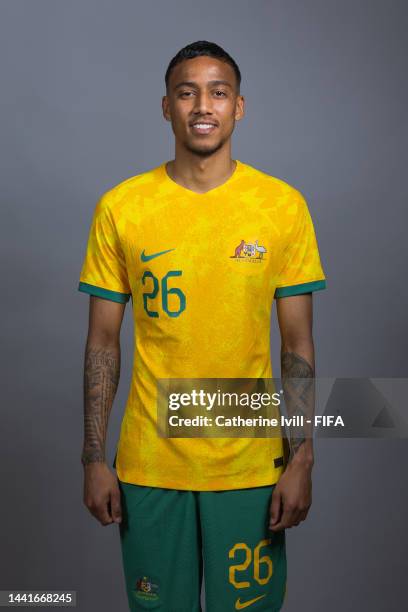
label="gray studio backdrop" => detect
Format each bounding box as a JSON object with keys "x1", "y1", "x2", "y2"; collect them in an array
[{"x1": 1, "y1": 1, "x2": 407, "y2": 610}]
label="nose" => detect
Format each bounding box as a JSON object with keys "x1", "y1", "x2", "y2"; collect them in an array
[{"x1": 193, "y1": 91, "x2": 213, "y2": 116}]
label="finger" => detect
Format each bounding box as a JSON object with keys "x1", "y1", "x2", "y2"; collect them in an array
[
  {"x1": 291, "y1": 512, "x2": 303, "y2": 527},
  {"x1": 110, "y1": 488, "x2": 122, "y2": 524},
  {"x1": 92, "y1": 501, "x2": 113, "y2": 526},
  {"x1": 289, "y1": 508, "x2": 303, "y2": 527},
  {"x1": 269, "y1": 520, "x2": 285, "y2": 532},
  {"x1": 297, "y1": 508, "x2": 309, "y2": 523},
  {"x1": 269, "y1": 489, "x2": 282, "y2": 527},
  {"x1": 272, "y1": 518, "x2": 295, "y2": 531},
  {"x1": 278, "y1": 504, "x2": 298, "y2": 529},
  {"x1": 280, "y1": 505, "x2": 310, "y2": 529}
]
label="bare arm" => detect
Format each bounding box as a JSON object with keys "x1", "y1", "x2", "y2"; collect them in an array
[
  {"x1": 278, "y1": 293, "x2": 315, "y2": 466},
  {"x1": 82, "y1": 296, "x2": 125, "y2": 465},
  {"x1": 82, "y1": 296, "x2": 126, "y2": 525},
  {"x1": 270, "y1": 293, "x2": 315, "y2": 531}
]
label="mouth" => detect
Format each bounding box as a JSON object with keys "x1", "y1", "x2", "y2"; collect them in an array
[{"x1": 190, "y1": 122, "x2": 218, "y2": 136}]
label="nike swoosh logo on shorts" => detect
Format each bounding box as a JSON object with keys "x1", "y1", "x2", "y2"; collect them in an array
[
  {"x1": 235, "y1": 594, "x2": 266, "y2": 609},
  {"x1": 140, "y1": 248, "x2": 175, "y2": 262}
]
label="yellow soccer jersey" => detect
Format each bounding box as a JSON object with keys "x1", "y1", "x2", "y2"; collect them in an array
[{"x1": 78, "y1": 160, "x2": 326, "y2": 490}]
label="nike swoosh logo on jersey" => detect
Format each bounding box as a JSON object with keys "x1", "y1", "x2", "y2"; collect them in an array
[
  {"x1": 141, "y1": 248, "x2": 175, "y2": 262},
  {"x1": 235, "y1": 594, "x2": 267, "y2": 609}
]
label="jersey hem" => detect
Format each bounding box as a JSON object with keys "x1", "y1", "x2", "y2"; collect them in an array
[
  {"x1": 114, "y1": 466, "x2": 284, "y2": 491},
  {"x1": 78, "y1": 281, "x2": 131, "y2": 303},
  {"x1": 274, "y1": 278, "x2": 326, "y2": 298}
]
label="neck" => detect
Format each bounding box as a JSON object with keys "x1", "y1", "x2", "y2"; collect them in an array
[{"x1": 166, "y1": 143, "x2": 236, "y2": 194}]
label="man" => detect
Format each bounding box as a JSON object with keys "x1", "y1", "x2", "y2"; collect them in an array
[{"x1": 78, "y1": 40, "x2": 326, "y2": 611}]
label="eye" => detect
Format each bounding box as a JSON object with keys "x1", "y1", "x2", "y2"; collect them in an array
[
  {"x1": 214, "y1": 90, "x2": 227, "y2": 97},
  {"x1": 179, "y1": 91, "x2": 194, "y2": 98}
]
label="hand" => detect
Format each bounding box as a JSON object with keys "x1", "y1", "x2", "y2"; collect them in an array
[
  {"x1": 269, "y1": 458, "x2": 312, "y2": 531},
  {"x1": 83, "y1": 462, "x2": 122, "y2": 526}
]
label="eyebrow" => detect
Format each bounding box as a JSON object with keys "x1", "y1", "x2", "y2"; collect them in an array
[{"x1": 174, "y1": 80, "x2": 233, "y2": 90}]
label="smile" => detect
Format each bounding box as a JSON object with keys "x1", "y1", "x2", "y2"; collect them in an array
[{"x1": 190, "y1": 123, "x2": 217, "y2": 135}]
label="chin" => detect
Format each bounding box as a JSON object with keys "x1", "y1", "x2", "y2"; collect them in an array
[{"x1": 185, "y1": 139, "x2": 225, "y2": 157}]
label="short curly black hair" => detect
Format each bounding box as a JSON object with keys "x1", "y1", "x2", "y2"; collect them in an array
[{"x1": 165, "y1": 40, "x2": 241, "y2": 92}]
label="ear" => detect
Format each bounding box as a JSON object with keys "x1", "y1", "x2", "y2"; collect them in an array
[
  {"x1": 235, "y1": 95, "x2": 245, "y2": 122},
  {"x1": 162, "y1": 95, "x2": 171, "y2": 122}
]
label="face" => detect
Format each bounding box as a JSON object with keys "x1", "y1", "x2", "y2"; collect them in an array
[{"x1": 162, "y1": 56, "x2": 245, "y2": 157}]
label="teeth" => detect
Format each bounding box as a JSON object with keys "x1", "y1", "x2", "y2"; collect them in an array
[{"x1": 193, "y1": 124, "x2": 214, "y2": 129}]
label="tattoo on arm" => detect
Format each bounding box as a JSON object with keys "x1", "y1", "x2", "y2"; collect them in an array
[
  {"x1": 81, "y1": 346, "x2": 120, "y2": 465},
  {"x1": 281, "y1": 351, "x2": 314, "y2": 458}
]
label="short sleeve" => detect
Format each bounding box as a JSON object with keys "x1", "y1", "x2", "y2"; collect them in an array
[
  {"x1": 274, "y1": 191, "x2": 326, "y2": 298},
  {"x1": 78, "y1": 194, "x2": 131, "y2": 303}
]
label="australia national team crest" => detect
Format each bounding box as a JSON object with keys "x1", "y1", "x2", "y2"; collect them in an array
[
  {"x1": 230, "y1": 239, "x2": 267, "y2": 263},
  {"x1": 134, "y1": 576, "x2": 159, "y2": 602}
]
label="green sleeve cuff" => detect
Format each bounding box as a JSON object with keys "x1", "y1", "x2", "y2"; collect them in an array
[
  {"x1": 274, "y1": 279, "x2": 326, "y2": 298},
  {"x1": 78, "y1": 281, "x2": 131, "y2": 303}
]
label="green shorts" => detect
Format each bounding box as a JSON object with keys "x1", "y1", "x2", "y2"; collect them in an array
[{"x1": 118, "y1": 480, "x2": 287, "y2": 611}]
